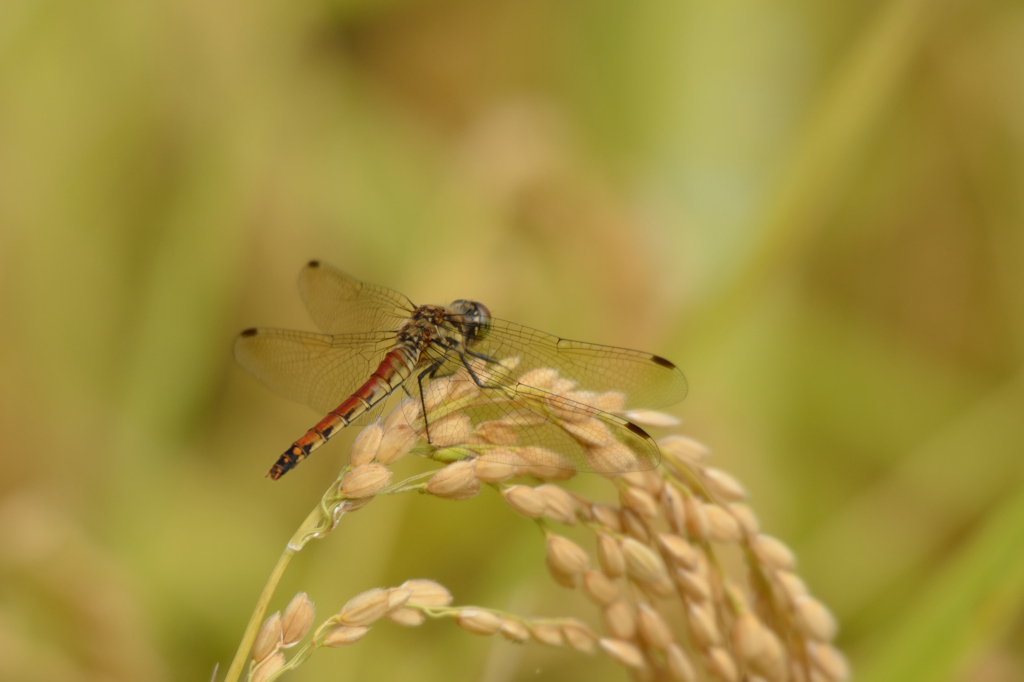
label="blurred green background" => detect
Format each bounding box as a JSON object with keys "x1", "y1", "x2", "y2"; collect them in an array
[{"x1": 2, "y1": 0, "x2": 1024, "y2": 680}]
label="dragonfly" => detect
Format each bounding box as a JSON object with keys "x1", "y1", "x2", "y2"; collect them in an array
[{"x1": 234, "y1": 261, "x2": 688, "y2": 479}]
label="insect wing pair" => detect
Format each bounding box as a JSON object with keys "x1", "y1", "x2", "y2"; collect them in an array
[{"x1": 234, "y1": 262, "x2": 688, "y2": 478}]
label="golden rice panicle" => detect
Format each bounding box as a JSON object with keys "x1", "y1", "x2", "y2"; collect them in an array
[
  {"x1": 250, "y1": 371, "x2": 846, "y2": 682},
  {"x1": 282, "y1": 580, "x2": 445, "y2": 665},
  {"x1": 373, "y1": 581, "x2": 604, "y2": 653},
  {"x1": 648, "y1": 433, "x2": 848, "y2": 682},
  {"x1": 496, "y1": 419, "x2": 847, "y2": 682},
  {"x1": 429, "y1": 603, "x2": 605, "y2": 654}
]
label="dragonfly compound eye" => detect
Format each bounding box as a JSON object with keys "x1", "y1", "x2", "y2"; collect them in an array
[{"x1": 450, "y1": 300, "x2": 492, "y2": 343}]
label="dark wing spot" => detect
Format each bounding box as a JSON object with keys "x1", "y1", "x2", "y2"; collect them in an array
[
  {"x1": 240, "y1": 328, "x2": 259, "y2": 337},
  {"x1": 308, "y1": 260, "x2": 321, "y2": 268},
  {"x1": 650, "y1": 354, "x2": 676, "y2": 369},
  {"x1": 626, "y1": 421, "x2": 652, "y2": 438}
]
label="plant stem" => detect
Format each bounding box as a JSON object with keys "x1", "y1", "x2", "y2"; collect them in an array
[{"x1": 223, "y1": 505, "x2": 324, "y2": 682}]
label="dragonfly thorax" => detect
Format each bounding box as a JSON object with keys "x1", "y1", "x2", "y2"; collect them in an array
[{"x1": 396, "y1": 305, "x2": 447, "y2": 349}]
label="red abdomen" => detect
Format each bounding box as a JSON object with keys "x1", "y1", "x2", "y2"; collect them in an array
[{"x1": 267, "y1": 344, "x2": 420, "y2": 479}]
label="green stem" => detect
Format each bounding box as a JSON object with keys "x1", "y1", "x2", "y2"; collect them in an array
[{"x1": 223, "y1": 506, "x2": 324, "y2": 682}]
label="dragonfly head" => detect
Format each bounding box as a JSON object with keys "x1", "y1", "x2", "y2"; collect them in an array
[{"x1": 448, "y1": 300, "x2": 492, "y2": 345}]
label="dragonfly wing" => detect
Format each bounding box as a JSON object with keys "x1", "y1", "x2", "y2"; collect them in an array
[
  {"x1": 234, "y1": 327, "x2": 395, "y2": 414},
  {"x1": 298, "y1": 261, "x2": 415, "y2": 334},
  {"x1": 432, "y1": 385, "x2": 659, "y2": 474},
  {"x1": 468, "y1": 318, "x2": 687, "y2": 410},
  {"x1": 410, "y1": 347, "x2": 659, "y2": 474}
]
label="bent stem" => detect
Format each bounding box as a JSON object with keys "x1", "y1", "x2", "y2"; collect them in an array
[{"x1": 223, "y1": 505, "x2": 324, "y2": 682}]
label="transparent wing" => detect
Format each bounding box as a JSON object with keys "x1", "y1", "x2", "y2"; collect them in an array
[
  {"x1": 468, "y1": 318, "x2": 687, "y2": 410},
  {"x1": 394, "y1": 346, "x2": 661, "y2": 475},
  {"x1": 472, "y1": 389, "x2": 660, "y2": 474},
  {"x1": 298, "y1": 261, "x2": 416, "y2": 334},
  {"x1": 234, "y1": 327, "x2": 397, "y2": 414}
]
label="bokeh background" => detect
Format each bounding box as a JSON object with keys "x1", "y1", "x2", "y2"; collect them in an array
[{"x1": 2, "y1": 0, "x2": 1024, "y2": 680}]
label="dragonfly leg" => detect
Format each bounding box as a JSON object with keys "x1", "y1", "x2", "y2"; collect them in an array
[
  {"x1": 416, "y1": 359, "x2": 445, "y2": 443},
  {"x1": 459, "y1": 350, "x2": 506, "y2": 391}
]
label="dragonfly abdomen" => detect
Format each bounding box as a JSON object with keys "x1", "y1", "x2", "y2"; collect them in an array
[{"x1": 267, "y1": 342, "x2": 422, "y2": 480}]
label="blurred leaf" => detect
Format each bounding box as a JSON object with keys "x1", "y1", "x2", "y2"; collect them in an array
[
  {"x1": 858, "y1": 476, "x2": 1024, "y2": 682},
  {"x1": 689, "y1": 0, "x2": 959, "y2": 345},
  {"x1": 802, "y1": 375, "x2": 1024, "y2": 623}
]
